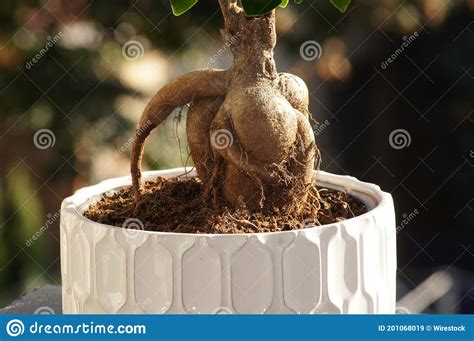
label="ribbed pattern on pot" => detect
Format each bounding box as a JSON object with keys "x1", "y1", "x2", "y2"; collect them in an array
[{"x1": 60, "y1": 169, "x2": 396, "y2": 314}]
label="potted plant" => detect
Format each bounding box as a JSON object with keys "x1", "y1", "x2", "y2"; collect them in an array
[{"x1": 60, "y1": 0, "x2": 396, "y2": 314}]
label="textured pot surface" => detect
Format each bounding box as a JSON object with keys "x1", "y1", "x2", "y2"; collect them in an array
[{"x1": 60, "y1": 168, "x2": 396, "y2": 314}]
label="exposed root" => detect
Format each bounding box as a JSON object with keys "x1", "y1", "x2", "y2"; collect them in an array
[
  {"x1": 130, "y1": 69, "x2": 229, "y2": 207},
  {"x1": 126, "y1": 1, "x2": 326, "y2": 225}
]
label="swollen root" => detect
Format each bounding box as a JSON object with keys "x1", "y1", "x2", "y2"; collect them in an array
[{"x1": 130, "y1": 2, "x2": 321, "y2": 214}]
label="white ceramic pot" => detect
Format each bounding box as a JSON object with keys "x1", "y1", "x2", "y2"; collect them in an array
[{"x1": 60, "y1": 168, "x2": 396, "y2": 314}]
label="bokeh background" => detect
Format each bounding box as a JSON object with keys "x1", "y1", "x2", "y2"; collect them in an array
[{"x1": 0, "y1": 0, "x2": 473, "y2": 313}]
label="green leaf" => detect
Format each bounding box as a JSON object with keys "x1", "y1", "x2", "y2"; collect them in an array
[
  {"x1": 170, "y1": 0, "x2": 198, "y2": 16},
  {"x1": 241, "y1": 0, "x2": 282, "y2": 16},
  {"x1": 330, "y1": 0, "x2": 351, "y2": 12},
  {"x1": 168, "y1": 0, "x2": 349, "y2": 17},
  {"x1": 279, "y1": 0, "x2": 289, "y2": 8}
]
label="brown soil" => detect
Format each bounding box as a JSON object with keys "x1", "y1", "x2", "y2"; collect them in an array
[{"x1": 83, "y1": 176, "x2": 367, "y2": 234}]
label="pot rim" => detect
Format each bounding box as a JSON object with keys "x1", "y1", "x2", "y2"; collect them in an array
[{"x1": 61, "y1": 167, "x2": 393, "y2": 237}]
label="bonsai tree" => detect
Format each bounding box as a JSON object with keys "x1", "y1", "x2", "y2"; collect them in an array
[
  {"x1": 130, "y1": 0, "x2": 351, "y2": 214},
  {"x1": 65, "y1": 0, "x2": 397, "y2": 316}
]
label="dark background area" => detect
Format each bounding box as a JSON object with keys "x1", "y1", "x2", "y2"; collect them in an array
[{"x1": 0, "y1": 0, "x2": 473, "y2": 313}]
